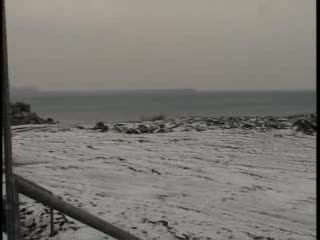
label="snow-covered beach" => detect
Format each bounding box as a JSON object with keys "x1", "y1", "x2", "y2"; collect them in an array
[{"x1": 12, "y1": 118, "x2": 316, "y2": 240}]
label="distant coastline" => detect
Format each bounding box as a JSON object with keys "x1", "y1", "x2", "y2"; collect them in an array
[{"x1": 10, "y1": 86, "x2": 315, "y2": 98}]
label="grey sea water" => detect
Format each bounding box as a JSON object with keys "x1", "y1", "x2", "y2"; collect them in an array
[{"x1": 12, "y1": 90, "x2": 316, "y2": 125}]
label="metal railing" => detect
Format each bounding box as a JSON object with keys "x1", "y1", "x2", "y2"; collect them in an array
[{"x1": 14, "y1": 174, "x2": 141, "y2": 240}]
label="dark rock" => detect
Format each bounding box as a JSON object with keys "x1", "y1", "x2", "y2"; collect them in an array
[
  {"x1": 93, "y1": 121, "x2": 105, "y2": 129},
  {"x1": 149, "y1": 126, "x2": 159, "y2": 133},
  {"x1": 138, "y1": 124, "x2": 149, "y2": 133},
  {"x1": 113, "y1": 125, "x2": 127, "y2": 133},
  {"x1": 10, "y1": 102, "x2": 57, "y2": 126},
  {"x1": 255, "y1": 120, "x2": 265, "y2": 127},
  {"x1": 228, "y1": 120, "x2": 240, "y2": 128},
  {"x1": 11, "y1": 102, "x2": 31, "y2": 113},
  {"x1": 274, "y1": 134, "x2": 283, "y2": 137},
  {"x1": 241, "y1": 122, "x2": 255, "y2": 129},
  {"x1": 278, "y1": 122, "x2": 292, "y2": 129},
  {"x1": 265, "y1": 121, "x2": 281, "y2": 129},
  {"x1": 293, "y1": 119, "x2": 316, "y2": 134},
  {"x1": 26, "y1": 112, "x2": 41, "y2": 124},
  {"x1": 126, "y1": 128, "x2": 141, "y2": 134},
  {"x1": 46, "y1": 117, "x2": 55, "y2": 124},
  {"x1": 267, "y1": 117, "x2": 277, "y2": 122},
  {"x1": 92, "y1": 122, "x2": 109, "y2": 132},
  {"x1": 211, "y1": 119, "x2": 224, "y2": 126},
  {"x1": 151, "y1": 169, "x2": 161, "y2": 175},
  {"x1": 194, "y1": 126, "x2": 205, "y2": 131}
]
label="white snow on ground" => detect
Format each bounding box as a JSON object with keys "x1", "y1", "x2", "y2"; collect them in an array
[{"x1": 11, "y1": 125, "x2": 316, "y2": 240}]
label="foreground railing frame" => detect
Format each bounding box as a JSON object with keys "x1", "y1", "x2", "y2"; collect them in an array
[
  {"x1": 2, "y1": 1, "x2": 21, "y2": 239},
  {"x1": 14, "y1": 174, "x2": 141, "y2": 240}
]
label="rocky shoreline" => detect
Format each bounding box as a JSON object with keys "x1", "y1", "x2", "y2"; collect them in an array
[
  {"x1": 90, "y1": 113, "x2": 317, "y2": 135},
  {"x1": 9, "y1": 102, "x2": 316, "y2": 135},
  {"x1": 10, "y1": 102, "x2": 57, "y2": 126}
]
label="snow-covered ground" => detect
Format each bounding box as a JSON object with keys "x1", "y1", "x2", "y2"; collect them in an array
[{"x1": 11, "y1": 124, "x2": 316, "y2": 240}]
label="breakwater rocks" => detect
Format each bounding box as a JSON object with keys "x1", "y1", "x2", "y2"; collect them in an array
[
  {"x1": 10, "y1": 102, "x2": 57, "y2": 126},
  {"x1": 91, "y1": 114, "x2": 316, "y2": 135}
]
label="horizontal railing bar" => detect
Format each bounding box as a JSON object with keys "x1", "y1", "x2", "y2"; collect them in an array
[{"x1": 14, "y1": 174, "x2": 141, "y2": 240}]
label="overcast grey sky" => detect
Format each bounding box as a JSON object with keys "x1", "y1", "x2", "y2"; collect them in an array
[{"x1": 7, "y1": 0, "x2": 316, "y2": 91}]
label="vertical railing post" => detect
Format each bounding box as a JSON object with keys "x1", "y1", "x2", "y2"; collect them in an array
[
  {"x1": 49, "y1": 208, "x2": 56, "y2": 236},
  {"x1": 2, "y1": 0, "x2": 20, "y2": 239},
  {"x1": 13, "y1": 184, "x2": 21, "y2": 238}
]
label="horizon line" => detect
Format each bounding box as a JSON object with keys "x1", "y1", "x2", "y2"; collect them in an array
[{"x1": 10, "y1": 87, "x2": 316, "y2": 93}]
